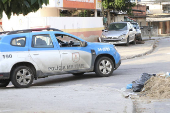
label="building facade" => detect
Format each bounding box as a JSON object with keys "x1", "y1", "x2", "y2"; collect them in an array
[
  {"x1": 139, "y1": 0, "x2": 170, "y2": 36},
  {"x1": 2, "y1": 0, "x2": 103, "y2": 42}
]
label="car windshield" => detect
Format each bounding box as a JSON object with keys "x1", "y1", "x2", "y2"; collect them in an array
[
  {"x1": 108, "y1": 23, "x2": 127, "y2": 31},
  {"x1": 131, "y1": 23, "x2": 139, "y2": 29}
]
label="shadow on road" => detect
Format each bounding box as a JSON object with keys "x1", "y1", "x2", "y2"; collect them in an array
[{"x1": 32, "y1": 73, "x2": 100, "y2": 86}]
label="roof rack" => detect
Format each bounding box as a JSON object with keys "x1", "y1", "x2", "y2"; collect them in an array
[
  {"x1": 0, "y1": 31, "x2": 10, "y2": 35},
  {"x1": 7, "y1": 28, "x2": 63, "y2": 35}
]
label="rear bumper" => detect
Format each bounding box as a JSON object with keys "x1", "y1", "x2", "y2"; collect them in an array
[
  {"x1": 136, "y1": 33, "x2": 141, "y2": 39},
  {"x1": 115, "y1": 60, "x2": 121, "y2": 70},
  {"x1": 0, "y1": 73, "x2": 10, "y2": 79}
]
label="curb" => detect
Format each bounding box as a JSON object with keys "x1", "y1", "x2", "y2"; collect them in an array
[{"x1": 121, "y1": 39, "x2": 158, "y2": 60}]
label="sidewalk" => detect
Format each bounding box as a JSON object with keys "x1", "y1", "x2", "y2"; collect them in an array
[{"x1": 116, "y1": 37, "x2": 159, "y2": 60}]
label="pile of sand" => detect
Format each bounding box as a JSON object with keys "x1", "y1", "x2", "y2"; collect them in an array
[{"x1": 141, "y1": 75, "x2": 170, "y2": 99}]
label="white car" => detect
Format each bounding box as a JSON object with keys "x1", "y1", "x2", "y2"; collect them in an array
[
  {"x1": 100, "y1": 22, "x2": 136, "y2": 46},
  {"x1": 131, "y1": 22, "x2": 142, "y2": 41}
]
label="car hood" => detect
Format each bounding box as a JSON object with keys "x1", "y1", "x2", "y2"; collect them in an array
[{"x1": 103, "y1": 30, "x2": 128, "y2": 38}]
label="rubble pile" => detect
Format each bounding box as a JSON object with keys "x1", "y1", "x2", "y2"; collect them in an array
[{"x1": 141, "y1": 75, "x2": 170, "y2": 99}]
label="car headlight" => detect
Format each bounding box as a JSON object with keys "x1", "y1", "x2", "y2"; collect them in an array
[
  {"x1": 118, "y1": 34, "x2": 126, "y2": 39},
  {"x1": 113, "y1": 45, "x2": 118, "y2": 51},
  {"x1": 101, "y1": 35, "x2": 107, "y2": 38}
]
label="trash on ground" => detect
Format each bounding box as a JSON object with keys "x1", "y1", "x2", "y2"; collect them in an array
[
  {"x1": 126, "y1": 84, "x2": 132, "y2": 89},
  {"x1": 141, "y1": 72, "x2": 170, "y2": 99},
  {"x1": 132, "y1": 73, "x2": 156, "y2": 92},
  {"x1": 136, "y1": 41, "x2": 145, "y2": 44},
  {"x1": 128, "y1": 72, "x2": 170, "y2": 99}
]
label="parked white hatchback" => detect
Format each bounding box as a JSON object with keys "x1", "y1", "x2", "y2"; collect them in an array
[{"x1": 99, "y1": 22, "x2": 136, "y2": 46}]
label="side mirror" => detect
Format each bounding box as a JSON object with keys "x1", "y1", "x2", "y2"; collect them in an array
[
  {"x1": 81, "y1": 41, "x2": 87, "y2": 47},
  {"x1": 134, "y1": 27, "x2": 136, "y2": 29},
  {"x1": 102, "y1": 29, "x2": 104, "y2": 32},
  {"x1": 129, "y1": 29, "x2": 133, "y2": 31}
]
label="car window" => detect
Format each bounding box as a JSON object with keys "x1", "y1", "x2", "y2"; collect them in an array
[
  {"x1": 55, "y1": 34, "x2": 81, "y2": 47},
  {"x1": 32, "y1": 34, "x2": 54, "y2": 48},
  {"x1": 108, "y1": 23, "x2": 127, "y2": 31},
  {"x1": 11, "y1": 37, "x2": 26, "y2": 47}
]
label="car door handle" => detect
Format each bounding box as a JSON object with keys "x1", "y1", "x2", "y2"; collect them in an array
[{"x1": 33, "y1": 54, "x2": 39, "y2": 55}]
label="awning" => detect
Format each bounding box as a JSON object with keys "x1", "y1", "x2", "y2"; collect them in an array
[
  {"x1": 146, "y1": 17, "x2": 170, "y2": 22},
  {"x1": 127, "y1": 17, "x2": 136, "y2": 21}
]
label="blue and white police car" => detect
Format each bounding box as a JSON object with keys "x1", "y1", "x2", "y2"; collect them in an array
[{"x1": 0, "y1": 28, "x2": 121, "y2": 88}]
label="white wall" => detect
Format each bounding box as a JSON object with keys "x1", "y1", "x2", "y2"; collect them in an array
[
  {"x1": 147, "y1": 4, "x2": 163, "y2": 14},
  {"x1": 2, "y1": 15, "x2": 103, "y2": 31},
  {"x1": 46, "y1": 17, "x2": 103, "y2": 29}
]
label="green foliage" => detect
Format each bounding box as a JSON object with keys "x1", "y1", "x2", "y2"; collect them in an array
[
  {"x1": 0, "y1": 0, "x2": 49, "y2": 19},
  {"x1": 102, "y1": 0, "x2": 135, "y2": 15}
]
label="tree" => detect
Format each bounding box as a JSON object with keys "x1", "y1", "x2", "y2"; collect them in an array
[
  {"x1": 102, "y1": 0, "x2": 136, "y2": 26},
  {"x1": 0, "y1": 0, "x2": 49, "y2": 19}
]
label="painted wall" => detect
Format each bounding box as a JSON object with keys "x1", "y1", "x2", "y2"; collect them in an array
[
  {"x1": 2, "y1": 16, "x2": 104, "y2": 42},
  {"x1": 141, "y1": 26, "x2": 158, "y2": 36},
  {"x1": 113, "y1": 15, "x2": 125, "y2": 22},
  {"x1": 147, "y1": 5, "x2": 163, "y2": 14}
]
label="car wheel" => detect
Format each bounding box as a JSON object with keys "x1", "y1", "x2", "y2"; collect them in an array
[
  {"x1": 126, "y1": 37, "x2": 129, "y2": 46},
  {"x1": 95, "y1": 57, "x2": 114, "y2": 77},
  {"x1": 0, "y1": 79, "x2": 10, "y2": 87},
  {"x1": 73, "y1": 73, "x2": 84, "y2": 76},
  {"x1": 11, "y1": 66, "x2": 34, "y2": 88},
  {"x1": 133, "y1": 36, "x2": 136, "y2": 45}
]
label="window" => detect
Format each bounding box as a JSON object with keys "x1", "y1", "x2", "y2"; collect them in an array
[
  {"x1": 11, "y1": 37, "x2": 26, "y2": 47},
  {"x1": 55, "y1": 34, "x2": 81, "y2": 47},
  {"x1": 108, "y1": 23, "x2": 127, "y2": 31},
  {"x1": 32, "y1": 34, "x2": 53, "y2": 48}
]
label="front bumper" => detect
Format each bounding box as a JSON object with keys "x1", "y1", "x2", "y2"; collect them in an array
[
  {"x1": 101, "y1": 38, "x2": 127, "y2": 44},
  {"x1": 0, "y1": 73, "x2": 10, "y2": 79},
  {"x1": 115, "y1": 60, "x2": 121, "y2": 70}
]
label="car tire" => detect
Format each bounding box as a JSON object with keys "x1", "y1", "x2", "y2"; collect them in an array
[
  {"x1": 95, "y1": 57, "x2": 114, "y2": 77},
  {"x1": 133, "y1": 36, "x2": 136, "y2": 45},
  {"x1": 126, "y1": 37, "x2": 129, "y2": 46},
  {"x1": 11, "y1": 66, "x2": 34, "y2": 88},
  {"x1": 0, "y1": 79, "x2": 10, "y2": 87},
  {"x1": 73, "y1": 73, "x2": 84, "y2": 76}
]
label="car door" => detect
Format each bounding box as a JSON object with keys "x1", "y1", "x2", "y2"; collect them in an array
[
  {"x1": 53, "y1": 33, "x2": 92, "y2": 72},
  {"x1": 130, "y1": 23, "x2": 136, "y2": 41},
  {"x1": 28, "y1": 32, "x2": 62, "y2": 74},
  {"x1": 128, "y1": 23, "x2": 134, "y2": 41}
]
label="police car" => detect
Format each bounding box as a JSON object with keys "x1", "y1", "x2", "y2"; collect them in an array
[{"x1": 0, "y1": 28, "x2": 121, "y2": 88}]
